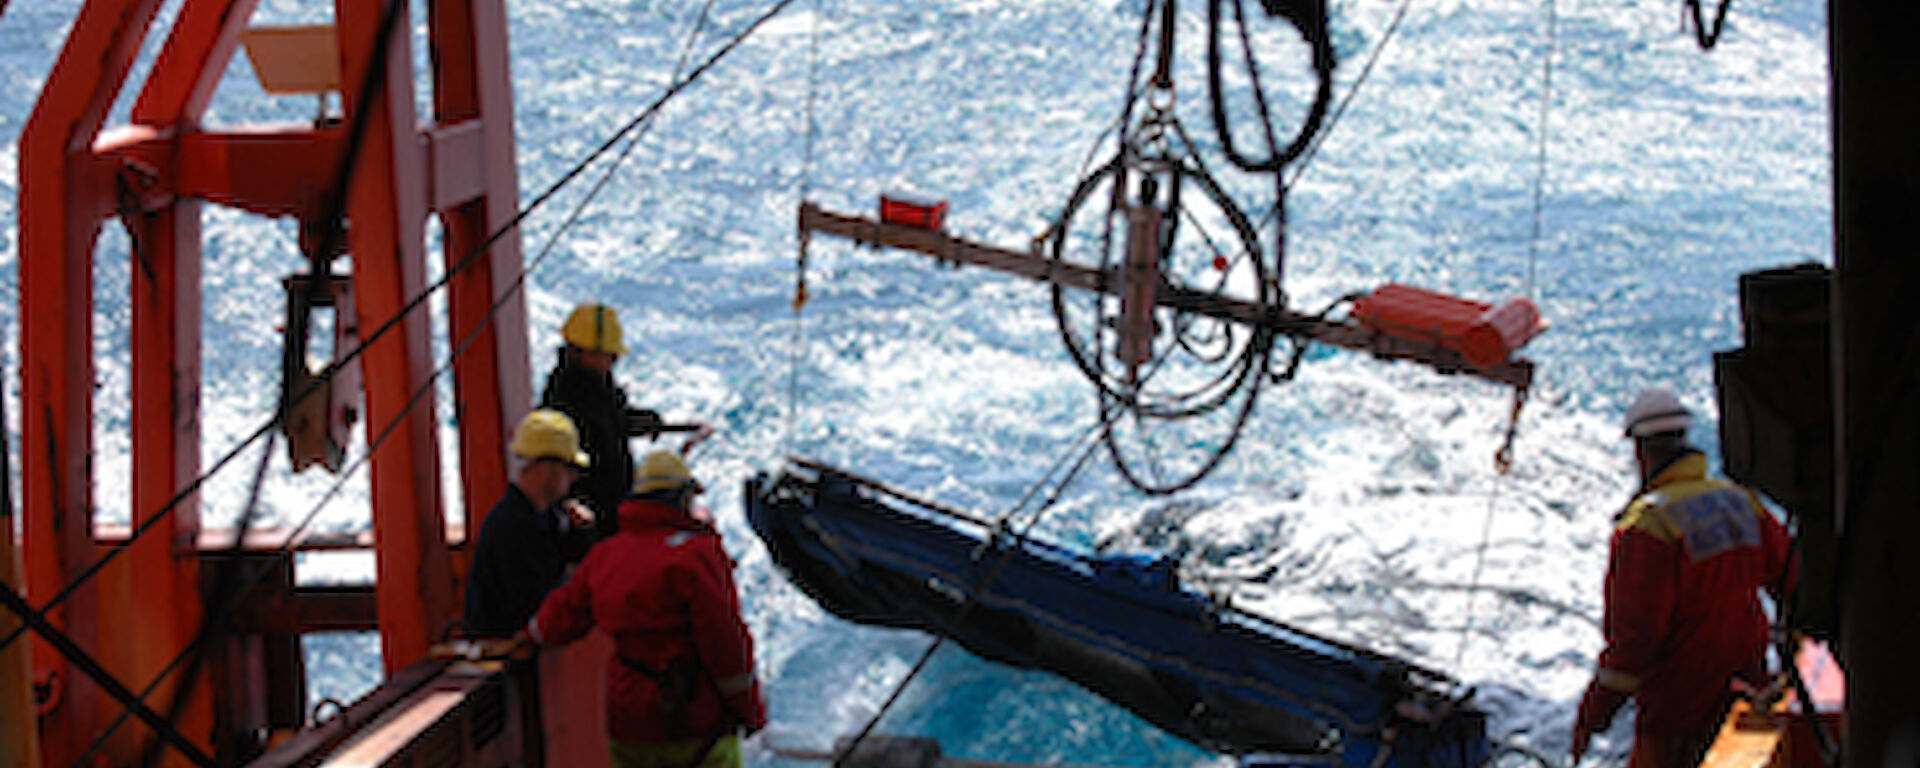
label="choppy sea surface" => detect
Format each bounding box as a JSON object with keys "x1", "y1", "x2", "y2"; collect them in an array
[{"x1": 0, "y1": 0, "x2": 1830, "y2": 765}]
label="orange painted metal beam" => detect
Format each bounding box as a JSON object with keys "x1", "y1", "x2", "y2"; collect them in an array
[
  {"x1": 93, "y1": 0, "x2": 258, "y2": 758},
  {"x1": 430, "y1": 0, "x2": 530, "y2": 557},
  {"x1": 124, "y1": 193, "x2": 213, "y2": 766},
  {"x1": 19, "y1": 0, "x2": 173, "y2": 759},
  {"x1": 131, "y1": 0, "x2": 258, "y2": 123},
  {"x1": 424, "y1": 4, "x2": 604, "y2": 761},
  {"x1": 99, "y1": 126, "x2": 349, "y2": 218},
  {"x1": 335, "y1": 0, "x2": 457, "y2": 675},
  {"x1": 24, "y1": 0, "x2": 542, "y2": 756},
  {"x1": 1, "y1": 461, "x2": 40, "y2": 768}
]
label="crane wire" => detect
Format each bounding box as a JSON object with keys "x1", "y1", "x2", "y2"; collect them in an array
[
  {"x1": 788, "y1": 0, "x2": 824, "y2": 457},
  {"x1": 1452, "y1": 480, "x2": 1506, "y2": 670},
  {"x1": 1453, "y1": 0, "x2": 1556, "y2": 674},
  {"x1": 0, "y1": 0, "x2": 412, "y2": 656},
  {"x1": 832, "y1": 403, "x2": 1119, "y2": 768},
  {"x1": 70, "y1": 432, "x2": 279, "y2": 768},
  {"x1": 48, "y1": 2, "x2": 780, "y2": 749},
  {"x1": 1525, "y1": 0, "x2": 1558, "y2": 301},
  {"x1": 1273, "y1": 0, "x2": 1420, "y2": 207},
  {"x1": 832, "y1": 347, "x2": 1200, "y2": 762},
  {"x1": 0, "y1": 0, "x2": 800, "y2": 664},
  {"x1": 37, "y1": 1, "x2": 766, "y2": 757}
]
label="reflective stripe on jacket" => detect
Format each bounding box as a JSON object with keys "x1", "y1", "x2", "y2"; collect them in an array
[
  {"x1": 1599, "y1": 452, "x2": 1792, "y2": 736},
  {"x1": 530, "y1": 498, "x2": 767, "y2": 744}
]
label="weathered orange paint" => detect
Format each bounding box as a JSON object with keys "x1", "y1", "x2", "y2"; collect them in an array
[
  {"x1": 20, "y1": 0, "x2": 171, "y2": 758},
  {"x1": 431, "y1": 0, "x2": 532, "y2": 562},
  {"x1": 21, "y1": 0, "x2": 565, "y2": 755},
  {"x1": 125, "y1": 195, "x2": 211, "y2": 767},
  {"x1": 334, "y1": 0, "x2": 455, "y2": 674}
]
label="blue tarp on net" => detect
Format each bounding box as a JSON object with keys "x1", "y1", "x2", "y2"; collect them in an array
[{"x1": 746, "y1": 461, "x2": 1490, "y2": 768}]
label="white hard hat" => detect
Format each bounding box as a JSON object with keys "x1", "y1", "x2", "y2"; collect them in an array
[{"x1": 1624, "y1": 388, "x2": 1692, "y2": 438}]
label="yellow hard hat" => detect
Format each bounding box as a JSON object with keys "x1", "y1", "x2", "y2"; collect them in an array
[
  {"x1": 562, "y1": 303, "x2": 629, "y2": 356},
  {"x1": 510, "y1": 409, "x2": 591, "y2": 468},
  {"x1": 633, "y1": 451, "x2": 703, "y2": 495}
]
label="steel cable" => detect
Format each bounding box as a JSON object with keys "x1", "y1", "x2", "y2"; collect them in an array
[
  {"x1": 0, "y1": 0, "x2": 799, "y2": 668},
  {"x1": 831, "y1": 403, "x2": 1119, "y2": 768},
  {"x1": 18, "y1": 4, "x2": 799, "y2": 757}
]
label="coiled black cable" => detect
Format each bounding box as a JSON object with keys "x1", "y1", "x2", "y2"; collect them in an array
[{"x1": 1207, "y1": 0, "x2": 1335, "y2": 173}]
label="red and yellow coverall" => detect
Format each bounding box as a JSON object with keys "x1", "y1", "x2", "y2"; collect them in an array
[{"x1": 1576, "y1": 452, "x2": 1793, "y2": 768}]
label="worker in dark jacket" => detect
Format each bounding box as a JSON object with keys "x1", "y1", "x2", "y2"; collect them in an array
[
  {"x1": 1571, "y1": 388, "x2": 1794, "y2": 768},
  {"x1": 526, "y1": 451, "x2": 766, "y2": 768},
  {"x1": 463, "y1": 409, "x2": 595, "y2": 637},
  {"x1": 540, "y1": 303, "x2": 700, "y2": 537}
]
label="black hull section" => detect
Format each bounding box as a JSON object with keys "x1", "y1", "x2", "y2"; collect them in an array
[{"x1": 746, "y1": 462, "x2": 1489, "y2": 767}]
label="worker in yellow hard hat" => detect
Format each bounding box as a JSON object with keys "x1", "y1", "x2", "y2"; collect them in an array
[
  {"x1": 463, "y1": 409, "x2": 596, "y2": 637},
  {"x1": 541, "y1": 303, "x2": 710, "y2": 538},
  {"x1": 524, "y1": 451, "x2": 764, "y2": 768}
]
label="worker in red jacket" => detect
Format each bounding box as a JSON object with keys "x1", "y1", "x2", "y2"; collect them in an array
[
  {"x1": 525, "y1": 450, "x2": 766, "y2": 768},
  {"x1": 1571, "y1": 388, "x2": 1794, "y2": 768}
]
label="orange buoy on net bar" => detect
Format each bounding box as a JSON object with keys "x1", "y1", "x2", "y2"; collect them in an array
[
  {"x1": 879, "y1": 192, "x2": 949, "y2": 231},
  {"x1": 1350, "y1": 284, "x2": 1546, "y2": 369}
]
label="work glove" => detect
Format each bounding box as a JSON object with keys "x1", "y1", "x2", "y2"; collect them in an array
[{"x1": 1570, "y1": 681, "x2": 1629, "y2": 763}]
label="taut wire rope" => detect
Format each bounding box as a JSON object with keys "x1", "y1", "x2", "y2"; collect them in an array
[
  {"x1": 1525, "y1": 0, "x2": 1558, "y2": 301},
  {"x1": 831, "y1": 401, "x2": 1123, "y2": 768},
  {"x1": 833, "y1": 344, "x2": 1206, "y2": 762},
  {"x1": 1454, "y1": 0, "x2": 1557, "y2": 670},
  {"x1": 0, "y1": 0, "x2": 802, "y2": 657},
  {"x1": 1277, "y1": 0, "x2": 1419, "y2": 199},
  {"x1": 71, "y1": 432, "x2": 279, "y2": 767},
  {"x1": 41, "y1": 3, "x2": 782, "y2": 754},
  {"x1": 788, "y1": 0, "x2": 824, "y2": 456}
]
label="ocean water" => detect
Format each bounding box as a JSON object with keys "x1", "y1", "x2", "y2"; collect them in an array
[{"x1": 0, "y1": 0, "x2": 1831, "y2": 765}]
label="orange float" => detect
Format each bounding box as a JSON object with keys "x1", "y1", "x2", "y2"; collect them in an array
[{"x1": 1350, "y1": 284, "x2": 1545, "y2": 369}]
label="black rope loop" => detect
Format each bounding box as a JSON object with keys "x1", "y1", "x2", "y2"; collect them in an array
[
  {"x1": 1050, "y1": 148, "x2": 1270, "y2": 422},
  {"x1": 1685, "y1": 0, "x2": 1733, "y2": 49},
  {"x1": 1207, "y1": 0, "x2": 1335, "y2": 173}
]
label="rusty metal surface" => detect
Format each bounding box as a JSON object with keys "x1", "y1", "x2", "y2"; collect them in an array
[{"x1": 799, "y1": 203, "x2": 1534, "y2": 389}]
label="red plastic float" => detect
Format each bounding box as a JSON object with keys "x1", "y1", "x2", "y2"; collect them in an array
[{"x1": 1350, "y1": 284, "x2": 1545, "y2": 368}]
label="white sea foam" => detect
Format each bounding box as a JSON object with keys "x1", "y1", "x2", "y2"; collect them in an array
[{"x1": 0, "y1": 0, "x2": 1830, "y2": 764}]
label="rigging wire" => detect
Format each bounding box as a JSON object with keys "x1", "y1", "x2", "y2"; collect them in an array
[
  {"x1": 0, "y1": 583, "x2": 217, "y2": 766},
  {"x1": 67, "y1": 195, "x2": 572, "y2": 764},
  {"x1": 1276, "y1": 0, "x2": 1420, "y2": 200},
  {"x1": 1454, "y1": 0, "x2": 1558, "y2": 669},
  {"x1": 1451, "y1": 479, "x2": 1505, "y2": 670},
  {"x1": 23, "y1": 3, "x2": 802, "y2": 748},
  {"x1": 832, "y1": 405, "x2": 1118, "y2": 768},
  {"x1": 1525, "y1": 0, "x2": 1558, "y2": 301},
  {"x1": 74, "y1": 432, "x2": 280, "y2": 768},
  {"x1": 833, "y1": 345, "x2": 1197, "y2": 760},
  {"x1": 788, "y1": 0, "x2": 824, "y2": 456},
  {"x1": 0, "y1": 0, "x2": 415, "y2": 656},
  {"x1": 1684, "y1": 0, "x2": 1734, "y2": 49},
  {"x1": 0, "y1": 0, "x2": 801, "y2": 659}
]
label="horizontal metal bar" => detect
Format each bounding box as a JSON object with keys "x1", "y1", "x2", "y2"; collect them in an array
[{"x1": 798, "y1": 203, "x2": 1534, "y2": 389}]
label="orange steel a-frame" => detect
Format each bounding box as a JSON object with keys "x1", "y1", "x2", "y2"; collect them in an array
[{"x1": 7, "y1": 0, "x2": 597, "y2": 759}]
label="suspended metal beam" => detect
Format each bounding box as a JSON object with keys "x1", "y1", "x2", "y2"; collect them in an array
[{"x1": 798, "y1": 203, "x2": 1534, "y2": 389}]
